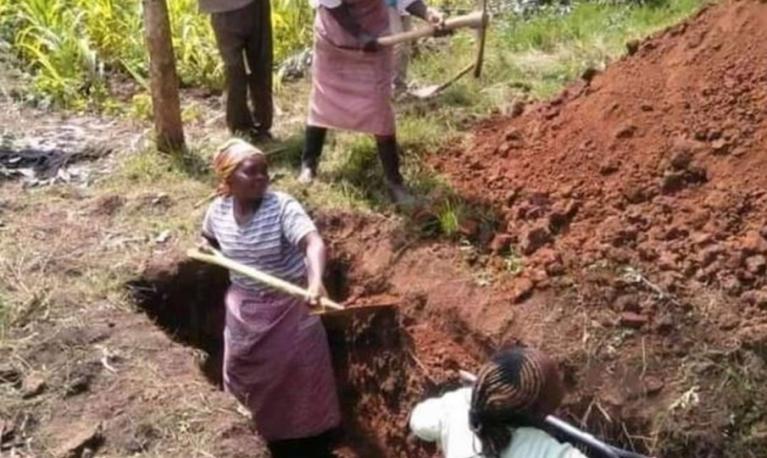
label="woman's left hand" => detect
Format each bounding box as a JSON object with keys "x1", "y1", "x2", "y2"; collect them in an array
[
  {"x1": 427, "y1": 8, "x2": 451, "y2": 37},
  {"x1": 306, "y1": 280, "x2": 329, "y2": 308},
  {"x1": 426, "y1": 7, "x2": 445, "y2": 25}
]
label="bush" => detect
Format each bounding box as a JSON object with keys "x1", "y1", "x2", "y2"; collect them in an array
[{"x1": 0, "y1": 0, "x2": 314, "y2": 108}]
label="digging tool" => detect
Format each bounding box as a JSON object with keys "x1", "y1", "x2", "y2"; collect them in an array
[
  {"x1": 408, "y1": 62, "x2": 475, "y2": 99},
  {"x1": 377, "y1": 7, "x2": 490, "y2": 68},
  {"x1": 458, "y1": 370, "x2": 651, "y2": 458},
  {"x1": 186, "y1": 247, "x2": 395, "y2": 319},
  {"x1": 376, "y1": 11, "x2": 487, "y2": 47},
  {"x1": 377, "y1": 5, "x2": 489, "y2": 97},
  {"x1": 474, "y1": 0, "x2": 488, "y2": 78}
]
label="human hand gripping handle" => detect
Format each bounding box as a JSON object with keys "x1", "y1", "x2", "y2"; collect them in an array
[
  {"x1": 306, "y1": 278, "x2": 330, "y2": 308},
  {"x1": 406, "y1": 1, "x2": 449, "y2": 36},
  {"x1": 302, "y1": 231, "x2": 330, "y2": 309},
  {"x1": 428, "y1": 9, "x2": 451, "y2": 38},
  {"x1": 358, "y1": 32, "x2": 379, "y2": 52}
]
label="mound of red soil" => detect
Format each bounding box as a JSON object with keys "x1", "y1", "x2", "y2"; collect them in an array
[{"x1": 436, "y1": 0, "x2": 767, "y2": 306}]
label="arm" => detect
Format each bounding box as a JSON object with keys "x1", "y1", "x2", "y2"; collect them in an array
[
  {"x1": 201, "y1": 203, "x2": 221, "y2": 250},
  {"x1": 409, "y1": 397, "x2": 444, "y2": 442},
  {"x1": 280, "y1": 195, "x2": 327, "y2": 305},
  {"x1": 299, "y1": 231, "x2": 328, "y2": 305},
  {"x1": 325, "y1": 2, "x2": 378, "y2": 51},
  {"x1": 404, "y1": 0, "x2": 443, "y2": 25}
]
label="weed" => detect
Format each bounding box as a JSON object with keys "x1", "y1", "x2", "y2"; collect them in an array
[
  {"x1": 128, "y1": 92, "x2": 153, "y2": 121},
  {"x1": 504, "y1": 248, "x2": 524, "y2": 275},
  {"x1": 437, "y1": 199, "x2": 463, "y2": 237}
]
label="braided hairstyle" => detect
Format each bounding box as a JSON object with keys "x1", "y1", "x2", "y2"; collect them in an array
[{"x1": 469, "y1": 346, "x2": 565, "y2": 458}]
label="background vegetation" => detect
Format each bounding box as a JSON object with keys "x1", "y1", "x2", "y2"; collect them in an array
[
  {"x1": 0, "y1": 0, "x2": 703, "y2": 110},
  {"x1": 0, "y1": 0, "x2": 313, "y2": 109}
]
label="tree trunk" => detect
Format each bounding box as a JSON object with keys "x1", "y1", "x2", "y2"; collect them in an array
[{"x1": 143, "y1": 0, "x2": 185, "y2": 152}]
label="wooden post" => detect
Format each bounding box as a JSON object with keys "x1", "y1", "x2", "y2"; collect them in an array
[{"x1": 143, "y1": 0, "x2": 185, "y2": 152}]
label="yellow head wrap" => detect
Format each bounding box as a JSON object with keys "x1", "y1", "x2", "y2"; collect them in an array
[{"x1": 212, "y1": 139, "x2": 266, "y2": 196}]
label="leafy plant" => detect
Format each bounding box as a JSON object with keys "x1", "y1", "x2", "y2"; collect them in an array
[{"x1": 0, "y1": 0, "x2": 315, "y2": 108}]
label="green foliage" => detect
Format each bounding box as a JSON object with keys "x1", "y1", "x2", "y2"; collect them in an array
[
  {"x1": 271, "y1": 0, "x2": 314, "y2": 69},
  {"x1": 436, "y1": 199, "x2": 463, "y2": 237},
  {"x1": 0, "y1": 0, "x2": 313, "y2": 108},
  {"x1": 4, "y1": 0, "x2": 105, "y2": 108},
  {"x1": 411, "y1": 0, "x2": 706, "y2": 103}
]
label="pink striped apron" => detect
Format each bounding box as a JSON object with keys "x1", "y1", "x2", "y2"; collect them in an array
[
  {"x1": 308, "y1": 0, "x2": 396, "y2": 136},
  {"x1": 223, "y1": 284, "x2": 341, "y2": 441}
]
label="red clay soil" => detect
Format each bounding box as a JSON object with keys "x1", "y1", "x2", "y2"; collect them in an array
[
  {"x1": 403, "y1": 1, "x2": 767, "y2": 455},
  {"x1": 435, "y1": 0, "x2": 767, "y2": 311},
  {"x1": 119, "y1": 4, "x2": 767, "y2": 456}
]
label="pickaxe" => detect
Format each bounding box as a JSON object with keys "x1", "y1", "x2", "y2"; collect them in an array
[
  {"x1": 459, "y1": 370, "x2": 652, "y2": 458},
  {"x1": 377, "y1": 5, "x2": 490, "y2": 99}
]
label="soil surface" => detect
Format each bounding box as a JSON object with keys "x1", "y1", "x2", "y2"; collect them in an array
[
  {"x1": 2, "y1": 1, "x2": 767, "y2": 458},
  {"x1": 429, "y1": 0, "x2": 767, "y2": 455}
]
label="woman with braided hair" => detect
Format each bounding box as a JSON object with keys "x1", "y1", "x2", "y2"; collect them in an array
[
  {"x1": 409, "y1": 346, "x2": 586, "y2": 458},
  {"x1": 201, "y1": 139, "x2": 341, "y2": 457}
]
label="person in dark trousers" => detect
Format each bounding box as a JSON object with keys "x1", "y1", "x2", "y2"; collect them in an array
[{"x1": 199, "y1": 0, "x2": 274, "y2": 141}]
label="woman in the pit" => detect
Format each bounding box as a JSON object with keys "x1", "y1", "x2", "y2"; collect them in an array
[
  {"x1": 409, "y1": 345, "x2": 587, "y2": 458},
  {"x1": 201, "y1": 139, "x2": 340, "y2": 457}
]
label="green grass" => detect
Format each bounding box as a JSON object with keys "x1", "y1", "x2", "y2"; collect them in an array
[
  {"x1": 412, "y1": 0, "x2": 706, "y2": 102},
  {"x1": 0, "y1": 0, "x2": 313, "y2": 109}
]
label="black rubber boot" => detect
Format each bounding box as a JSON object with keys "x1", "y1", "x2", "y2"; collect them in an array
[
  {"x1": 299, "y1": 125, "x2": 327, "y2": 184},
  {"x1": 376, "y1": 136, "x2": 413, "y2": 204}
]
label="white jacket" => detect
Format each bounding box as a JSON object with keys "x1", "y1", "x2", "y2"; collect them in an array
[{"x1": 409, "y1": 387, "x2": 588, "y2": 458}]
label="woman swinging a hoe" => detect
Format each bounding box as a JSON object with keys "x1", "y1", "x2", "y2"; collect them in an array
[{"x1": 201, "y1": 139, "x2": 340, "y2": 457}]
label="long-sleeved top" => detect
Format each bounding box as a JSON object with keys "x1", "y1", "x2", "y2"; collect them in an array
[{"x1": 410, "y1": 387, "x2": 588, "y2": 458}]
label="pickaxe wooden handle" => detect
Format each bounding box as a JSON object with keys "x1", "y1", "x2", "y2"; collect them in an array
[
  {"x1": 377, "y1": 11, "x2": 486, "y2": 47},
  {"x1": 187, "y1": 246, "x2": 345, "y2": 311},
  {"x1": 458, "y1": 371, "x2": 651, "y2": 458},
  {"x1": 473, "y1": 0, "x2": 489, "y2": 78}
]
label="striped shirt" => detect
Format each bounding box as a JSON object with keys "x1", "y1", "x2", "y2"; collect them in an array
[{"x1": 202, "y1": 191, "x2": 317, "y2": 293}]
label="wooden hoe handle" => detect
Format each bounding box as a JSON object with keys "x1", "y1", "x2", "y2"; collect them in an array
[
  {"x1": 377, "y1": 11, "x2": 485, "y2": 47},
  {"x1": 187, "y1": 247, "x2": 345, "y2": 311}
]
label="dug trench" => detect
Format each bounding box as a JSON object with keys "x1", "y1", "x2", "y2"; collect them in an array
[
  {"x1": 126, "y1": 4, "x2": 767, "y2": 456},
  {"x1": 129, "y1": 254, "x2": 451, "y2": 457},
  {"x1": 128, "y1": 212, "x2": 669, "y2": 458}
]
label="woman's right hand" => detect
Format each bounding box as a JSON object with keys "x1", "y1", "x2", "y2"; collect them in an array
[
  {"x1": 358, "y1": 33, "x2": 378, "y2": 52},
  {"x1": 306, "y1": 280, "x2": 329, "y2": 308}
]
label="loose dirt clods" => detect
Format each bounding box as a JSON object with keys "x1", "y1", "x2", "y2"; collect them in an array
[
  {"x1": 430, "y1": 1, "x2": 767, "y2": 455},
  {"x1": 2, "y1": 1, "x2": 767, "y2": 457}
]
